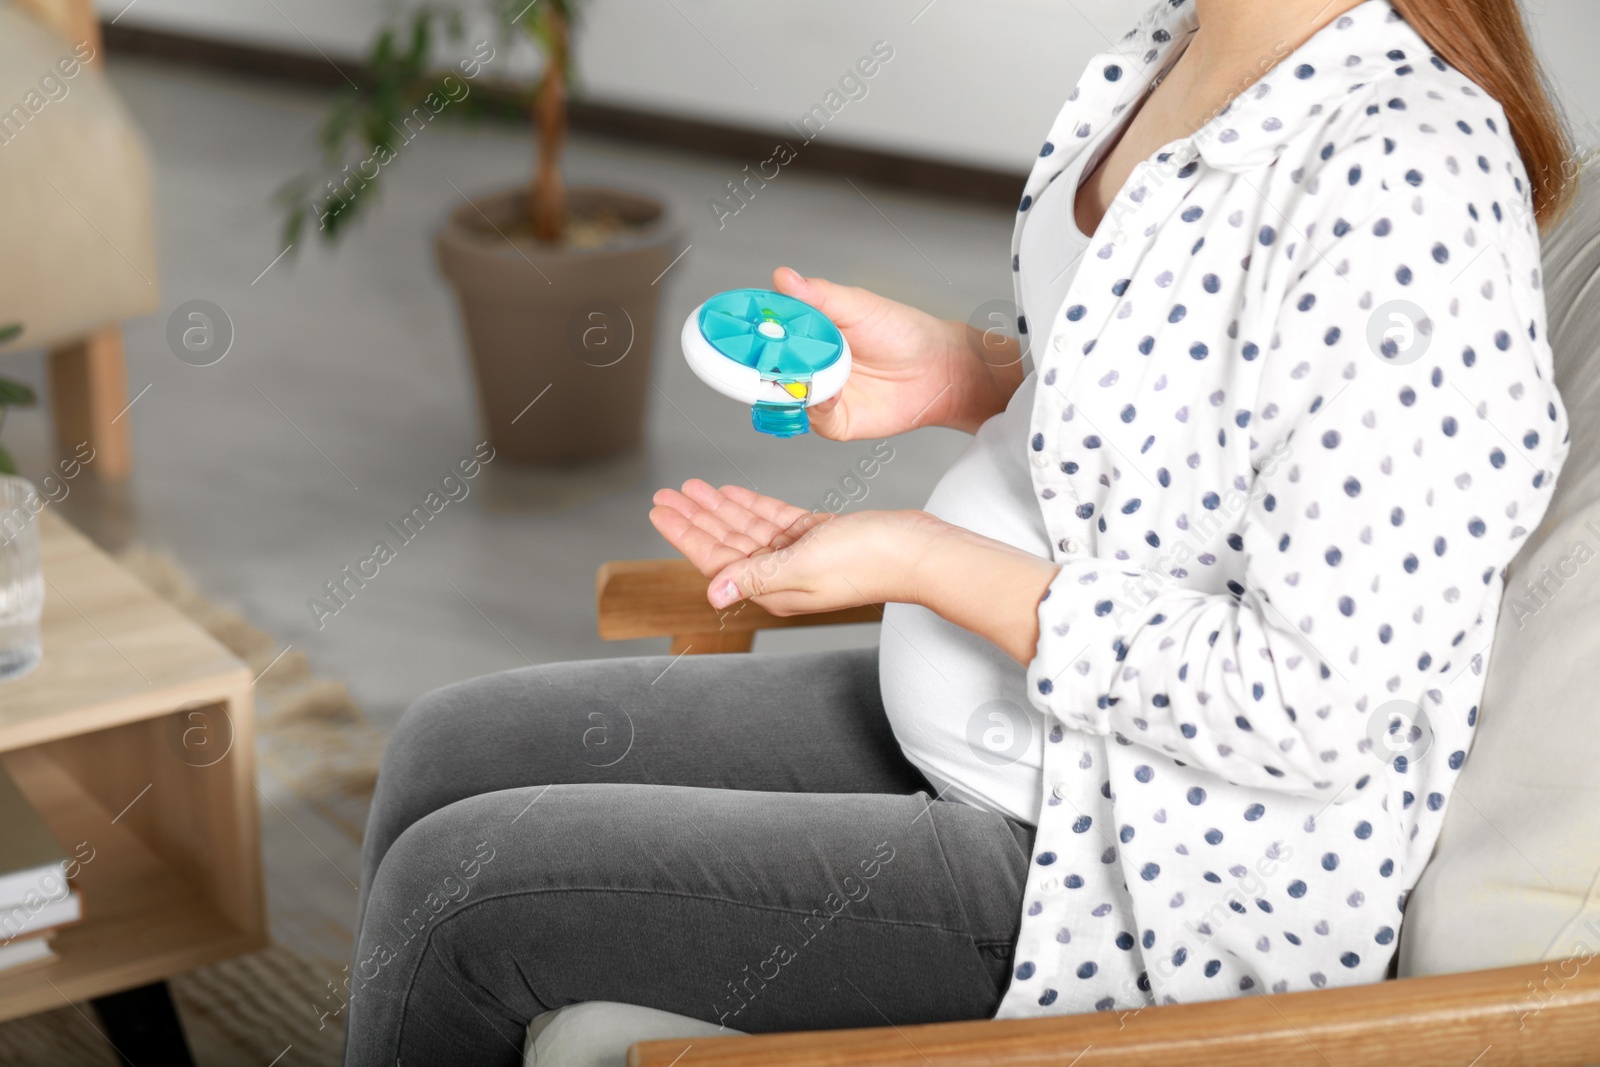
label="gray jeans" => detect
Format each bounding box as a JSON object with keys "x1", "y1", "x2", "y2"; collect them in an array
[{"x1": 344, "y1": 648, "x2": 1034, "y2": 1067}]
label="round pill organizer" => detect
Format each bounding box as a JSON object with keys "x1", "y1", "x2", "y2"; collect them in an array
[{"x1": 680, "y1": 287, "x2": 851, "y2": 437}]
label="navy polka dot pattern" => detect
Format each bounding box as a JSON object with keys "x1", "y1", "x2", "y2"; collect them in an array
[{"x1": 995, "y1": 0, "x2": 1567, "y2": 1021}]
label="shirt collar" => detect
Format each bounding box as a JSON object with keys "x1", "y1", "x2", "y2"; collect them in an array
[{"x1": 1125, "y1": 0, "x2": 1424, "y2": 174}]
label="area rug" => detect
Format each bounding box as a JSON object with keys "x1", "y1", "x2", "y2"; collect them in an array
[
  {"x1": 0, "y1": 548, "x2": 387, "y2": 1066},
  {"x1": 120, "y1": 547, "x2": 386, "y2": 843}
]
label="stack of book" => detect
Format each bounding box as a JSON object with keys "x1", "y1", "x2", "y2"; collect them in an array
[{"x1": 0, "y1": 765, "x2": 83, "y2": 977}]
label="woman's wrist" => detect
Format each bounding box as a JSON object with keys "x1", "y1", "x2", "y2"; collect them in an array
[
  {"x1": 937, "y1": 320, "x2": 1026, "y2": 433},
  {"x1": 906, "y1": 518, "x2": 1060, "y2": 665}
]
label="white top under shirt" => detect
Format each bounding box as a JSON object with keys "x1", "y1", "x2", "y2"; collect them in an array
[
  {"x1": 878, "y1": 139, "x2": 1096, "y2": 823},
  {"x1": 879, "y1": 31, "x2": 1177, "y2": 825},
  {"x1": 875, "y1": 0, "x2": 1564, "y2": 1018}
]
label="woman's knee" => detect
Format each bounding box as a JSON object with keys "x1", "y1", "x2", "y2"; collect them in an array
[
  {"x1": 379, "y1": 666, "x2": 559, "y2": 797},
  {"x1": 365, "y1": 671, "x2": 535, "y2": 877},
  {"x1": 388, "y1": 672, "x2": 513, "y2": 773},
  {"x1": 358, "y1": 799, "x2": 505, "y2": 980}
]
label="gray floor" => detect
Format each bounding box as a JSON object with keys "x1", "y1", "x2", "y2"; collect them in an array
[{"x1": 6, "y1": 57, "x2": 1019, "y2": 730}]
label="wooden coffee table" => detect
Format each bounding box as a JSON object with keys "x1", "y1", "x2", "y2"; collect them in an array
[{"x1": 0, "y1": 509, "x2": 266, "y2": 1057}]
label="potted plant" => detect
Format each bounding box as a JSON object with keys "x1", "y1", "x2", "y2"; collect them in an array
[{"x1": 280, "y1": 2, "x2": 681, "y2": 464}]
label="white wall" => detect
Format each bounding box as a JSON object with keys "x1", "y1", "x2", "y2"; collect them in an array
[{"x1": 99, "y1": 0, "x2": 1600, "y2": 173}]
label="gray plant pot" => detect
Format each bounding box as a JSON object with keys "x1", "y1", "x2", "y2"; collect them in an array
[{"x1": 435, "y1": 185, "x2": 681, "y2": 464}]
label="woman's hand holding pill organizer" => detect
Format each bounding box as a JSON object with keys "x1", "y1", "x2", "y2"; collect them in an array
[
  {"x1": 653, "y1": 268, "x2": 1059, "y2": 666},
  {"x1": 762, "y1": 266, "x2": 1024, "y2": 439}
]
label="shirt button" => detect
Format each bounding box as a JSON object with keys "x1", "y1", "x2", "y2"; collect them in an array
[
  {"x1": 1053, "y1": 335, "x2": 1069, "y2": 352},
  {"x1": 1052, "y1": 782, "x2": 1068, "y2": 800},
  {"x1": 1059, "y1": 537, "x2": 1081, "y2": 556},
  {"x1": 1038, "y1": 876, "x2": 1060, "y2": 892},
  {"x1": 1032, "y1": 453, "x2": 1050, "y2": 468}
]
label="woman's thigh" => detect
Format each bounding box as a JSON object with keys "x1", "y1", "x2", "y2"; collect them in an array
[
  {"x1": 345, "y1": 782, "x2": 1032, "y2": 1067},
  {"x1": 361, "y1": 648, "x2": 925, "y2": 903}
]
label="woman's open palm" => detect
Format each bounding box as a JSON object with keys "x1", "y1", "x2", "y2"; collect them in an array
[{"x1": 649, "y1": 479, "x2": 940, "y2": 616}]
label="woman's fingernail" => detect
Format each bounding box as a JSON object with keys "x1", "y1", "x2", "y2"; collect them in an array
[{"x1": 710, "y1": 580, "x2": 740, "y2": 609}]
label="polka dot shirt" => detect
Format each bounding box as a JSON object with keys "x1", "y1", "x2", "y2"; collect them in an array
[{"x1": 998, "y1": 0, "x2": 1568, "y2": 1017}]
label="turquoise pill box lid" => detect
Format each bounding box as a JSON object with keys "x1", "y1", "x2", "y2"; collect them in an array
[{"x1": 696, "y1": 288, "x2": 846, "y2": 378}]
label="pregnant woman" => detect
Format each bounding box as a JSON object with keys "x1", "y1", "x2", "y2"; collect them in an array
[{"x1": 345, "y1": 0, "x2": 1572, "y2": 1061}]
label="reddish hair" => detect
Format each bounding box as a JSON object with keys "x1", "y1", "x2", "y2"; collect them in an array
[{"x1": 1391, "y1": 0, "x2": 1576, "y2": 231}]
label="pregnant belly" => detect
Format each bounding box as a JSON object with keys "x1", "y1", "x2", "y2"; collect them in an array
[
  {"x1": 877, "y1": 375, "x2": 1052, "y2": 825},
  {"x1": 879, "y1": 601, "x2": 1046, "y2": 824}
]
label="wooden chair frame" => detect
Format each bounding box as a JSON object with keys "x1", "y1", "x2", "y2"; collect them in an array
[{"x1": 598, "y1": 559, "x2": 1600, "y2": 1067}]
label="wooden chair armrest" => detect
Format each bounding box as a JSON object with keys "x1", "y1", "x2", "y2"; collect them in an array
[
  {"x1": 597, "y1": 559, "x2": 881, "y2": 654},
  {"x1": 630, "y1": 955, "x2": 1600, "y2": 1066}
]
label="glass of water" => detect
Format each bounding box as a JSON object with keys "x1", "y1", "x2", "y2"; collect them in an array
[{"x1": 0, "y1": 476, "x2": 44, "y2": 680}]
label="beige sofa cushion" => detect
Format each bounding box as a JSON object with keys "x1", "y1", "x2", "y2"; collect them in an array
[
  {"x1": 1399, "y1": 166, "x2": 1600, "y2": 976},
  {"x1": 0, "y1": 3, "x2": 158, "y2": 351}
]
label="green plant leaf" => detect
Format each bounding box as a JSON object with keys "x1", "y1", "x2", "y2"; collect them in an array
[
  {"x1": 279, "y1": 0, "x2": 588, "y2": 250},
  {"x1": 0, "y1": 377, "x2": 36, "y2": 407},
  {"x1": 282, "y1": 202, "x2": 309, "y2": 248},
  {"x1": 0, "y1": 323, "x2": 20, "y2": 345},
  {"x1": 0, "y1": 444, "x2": 16, "y2": 476},
  {"x1": 371, "y1": 25, "x2": 395, "y2": 65},
  {"x1": 319, "y1": 97, "x2": 358, "y2": 160},
  {"x1": 406, "y1": 11, "x2": 431, "y2": 67}
]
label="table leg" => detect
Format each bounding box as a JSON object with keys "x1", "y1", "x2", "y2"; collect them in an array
[{"x1": 90, "y1": 981, "x2": 196, "y2": 1067}]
